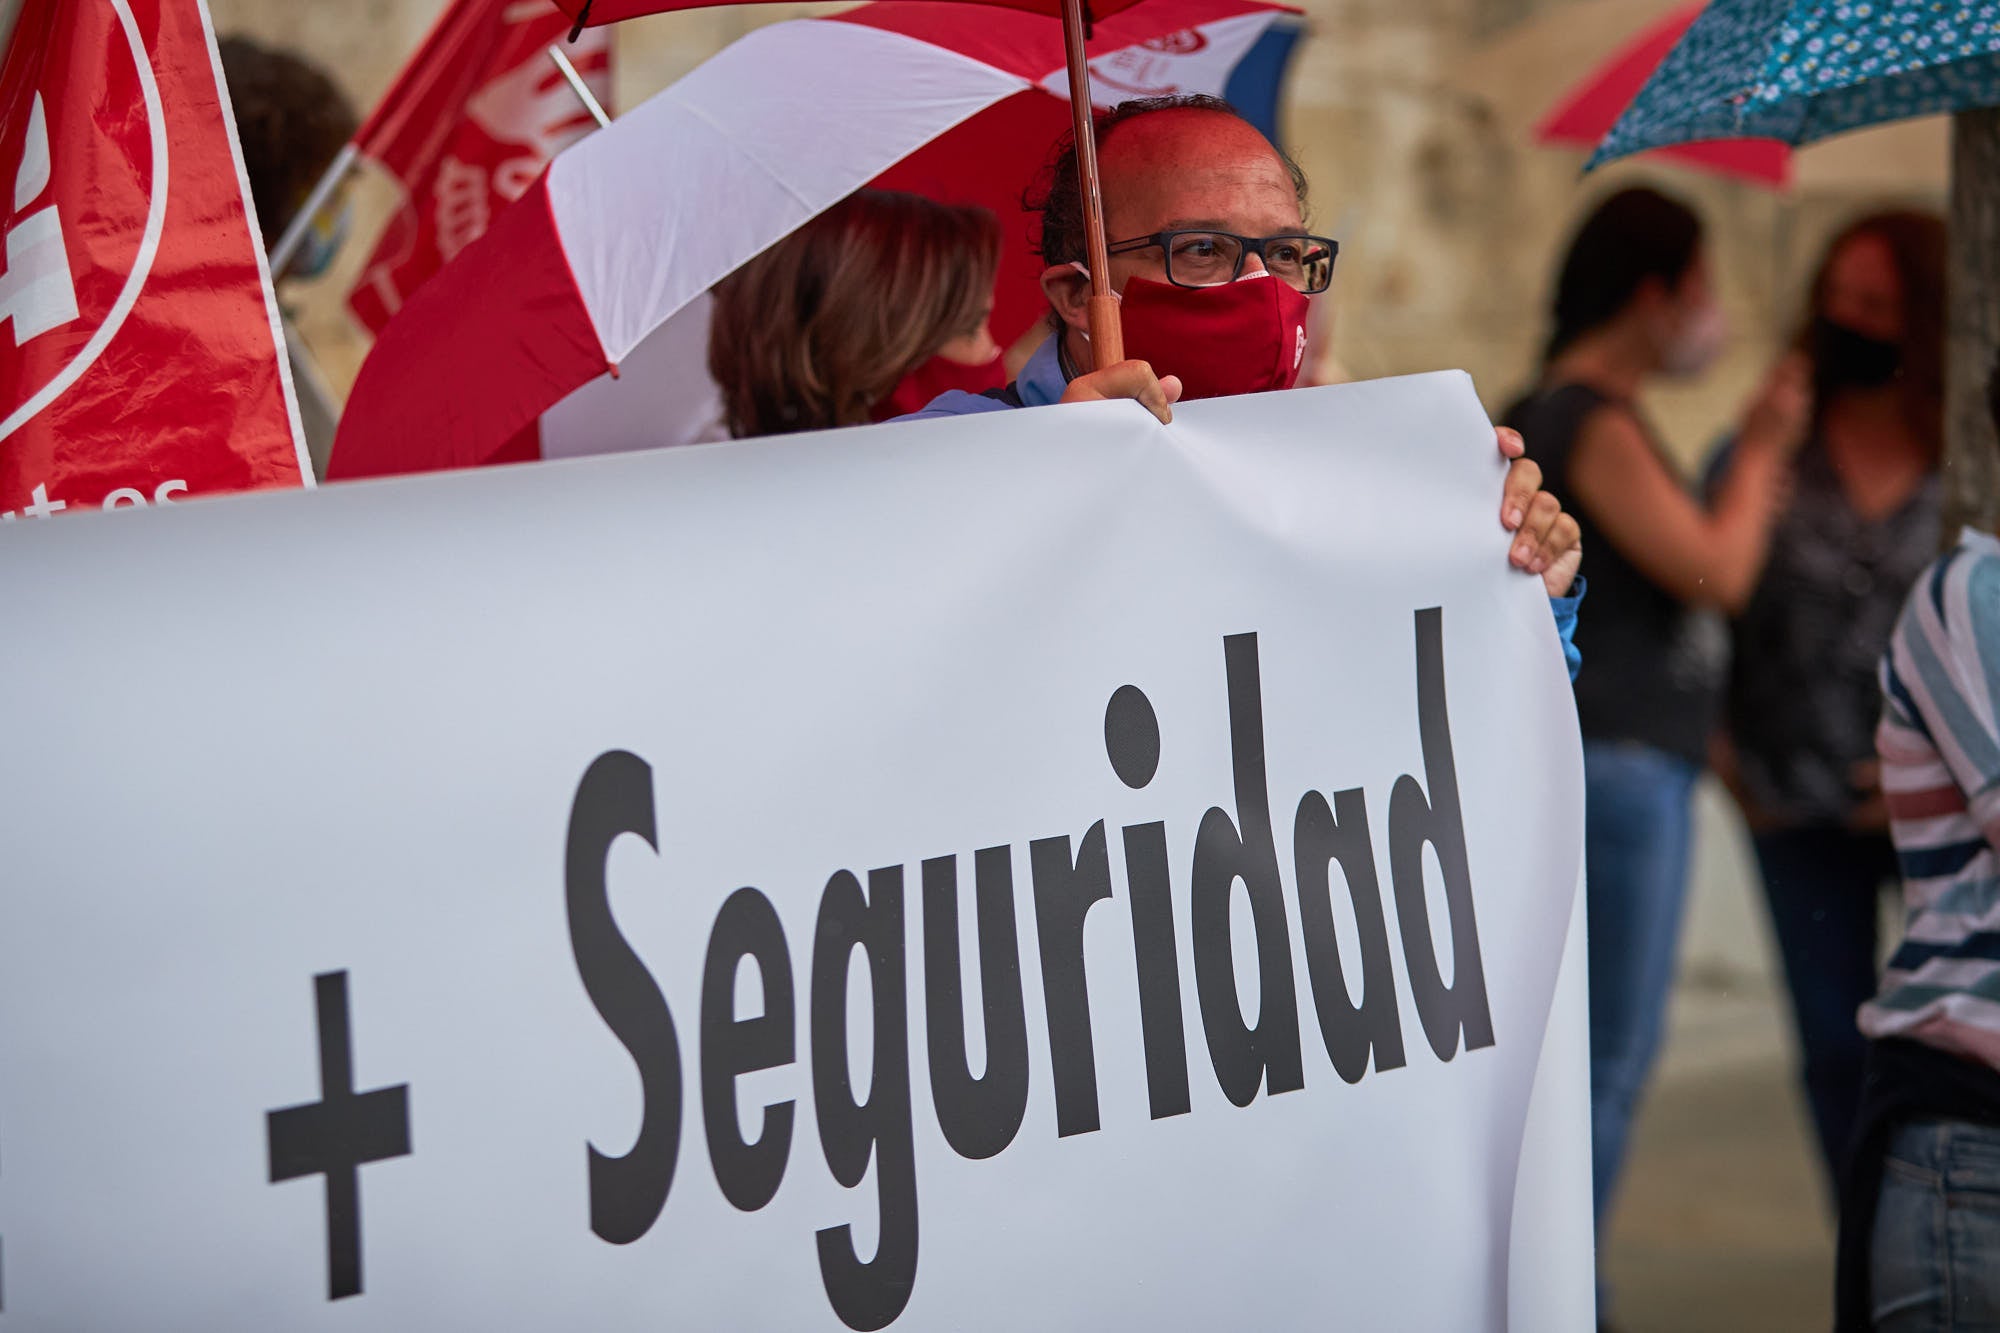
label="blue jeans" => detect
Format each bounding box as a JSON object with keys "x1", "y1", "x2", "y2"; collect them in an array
[
  {"x1": 1871, "y1": 1118, "x2": 2000, "y2": 1330},
  {"x1": 1753, "y1": 826, "x2": 1896, "y2": 1191},
  {"x1": 1584, "y1": 739, "x2": 1700, "y2": 1234}
]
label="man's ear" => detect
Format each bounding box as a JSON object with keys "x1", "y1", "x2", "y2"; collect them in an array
[{"x1": 1039, "y1": 263, "x2": 1092, "y2": 335}]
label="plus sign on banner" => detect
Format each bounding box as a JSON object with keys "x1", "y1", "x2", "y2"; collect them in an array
[{"x1": 0, "y1": 0, "x2": 307, "y2": 522}]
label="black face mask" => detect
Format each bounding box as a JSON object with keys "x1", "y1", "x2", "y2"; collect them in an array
[{"x1": 1810, "y1": 315, "x2": 1902, "y2": 393}]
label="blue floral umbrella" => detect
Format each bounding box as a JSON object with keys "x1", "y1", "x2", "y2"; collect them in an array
[{"x1": 1589, "y1": 0, "x2": 2000, "y2": 167}]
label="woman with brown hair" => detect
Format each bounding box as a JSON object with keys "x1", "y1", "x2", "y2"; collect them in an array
[
  {"x1": 707, "y1": 190, "x2": 1002, "y2": 439},
  {"x1": 1718, "y1": 210, "x2": 1948, "y2": 1193}
]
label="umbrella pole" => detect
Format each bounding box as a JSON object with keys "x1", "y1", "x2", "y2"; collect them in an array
[
  {"x1": 548, "y1": 45, "x2": 612, "y2": 129},
  {"x1": 1060, "y1": 0, "x2": 1123, "y2": 370},
  {"x1": 268, "y1": 143, "x2": 358, "y2": 281}
]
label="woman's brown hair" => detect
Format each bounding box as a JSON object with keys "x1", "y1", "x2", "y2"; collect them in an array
[
  {"x1": 1796, "y1": 209, "x2": 1948, "y2": 454},
  {"x1": 708, "y1": 191, "x2": 1000, "y2": 438}
]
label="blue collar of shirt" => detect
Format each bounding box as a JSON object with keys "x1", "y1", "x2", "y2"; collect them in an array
[{"x1": 1015, "y1": 334, "x2": 1070, "y2": 407}]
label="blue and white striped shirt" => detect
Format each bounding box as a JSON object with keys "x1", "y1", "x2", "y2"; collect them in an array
[{"x1": 1864, "y1": 528, "x2": 2000, "y2": 1071}]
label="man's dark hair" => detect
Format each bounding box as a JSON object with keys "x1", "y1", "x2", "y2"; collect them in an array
[
  {"x1": 1025, "y1": 94, "x2": 1310, "y2": 266},
  {"x1": 218, "y1": 35, "x2": 359, "y2": 246},
  {"x1": 1543, "y1": 185, "x2": 1704, "y2": 364}
]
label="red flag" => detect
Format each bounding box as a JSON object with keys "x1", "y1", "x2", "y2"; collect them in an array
[
  {"x1": 0, "y1": 0, "x2": 307, "y2": 519},
  {"x1": 347, "y1": 0, "x2": 612, "y2": 334}
]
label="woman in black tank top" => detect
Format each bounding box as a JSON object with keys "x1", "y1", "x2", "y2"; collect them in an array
[{"x1": 1502, "y1": 186, "x2": 1809, "y2": 1318}]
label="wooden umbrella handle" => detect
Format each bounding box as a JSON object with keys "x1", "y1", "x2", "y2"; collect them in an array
[
  {"x1": 1086, "y1": 294, "x2": 1124, "y2": 365},
  {"x1": 1061, "y1": 0, "x2": 1123, "y2": 371}
]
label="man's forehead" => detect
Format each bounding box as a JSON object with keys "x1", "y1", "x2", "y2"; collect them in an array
[
  {"x1": 1102, "y1": 108, "x2": 1275, "y2": 163},
  {"x1": 1099, "y1": 110, "x2": 1303, "y2": 233}
]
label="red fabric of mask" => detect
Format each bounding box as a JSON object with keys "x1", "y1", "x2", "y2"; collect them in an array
[
  {"x1": 871, "y1": 353, "x2": 1009, "y2": 422},
  {"x1": 1116, "y1": 272, "x2": 1311, "y2": 401}
]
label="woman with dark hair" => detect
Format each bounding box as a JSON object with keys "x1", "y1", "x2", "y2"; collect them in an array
[
  {"x1": 1718, "y1": 211, "x2": 1948, "y2": 1194},
  {"x1": 217, "y1": 35, "x2": 359, "y2": 260},
  {"x1": 708, "y1": 190, "x2": 1002, "y2": 439},
  {"x1": 1502, "y1": 185, "x2": 1809, "y2": 1273},
  {"x1": 217, "y1": 35, "x2": 358, "y2": 469}
]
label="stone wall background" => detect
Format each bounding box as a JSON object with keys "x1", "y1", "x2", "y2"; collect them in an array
[{"x1": 217, "y1": 0, "x2": 1949, "y2": 472}]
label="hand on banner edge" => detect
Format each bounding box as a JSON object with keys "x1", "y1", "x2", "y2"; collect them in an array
[
  {"x1": 1059, "y1": 359, "x2": 1183, "y2": 424},
  {"x1": 1496, "y1": 427, "x2": 1583, "y2": 600}
]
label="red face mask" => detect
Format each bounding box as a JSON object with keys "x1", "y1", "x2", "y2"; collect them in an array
[
  {"x1": 1115, "y1": 272, "x2": 1312, "y2": 401},
  {"x1": 871, "y1": 352, "x2": 1009, "y2": 422}
]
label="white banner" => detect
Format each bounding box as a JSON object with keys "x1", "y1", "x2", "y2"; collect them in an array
[{"x1": 0, "y1": 373, "x2": 1592, "y2": 1331}]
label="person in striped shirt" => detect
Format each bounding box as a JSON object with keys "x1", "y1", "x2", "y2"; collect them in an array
[{"x1": 1836, "y1": 356, "x2": 2000, "y2": 1332}]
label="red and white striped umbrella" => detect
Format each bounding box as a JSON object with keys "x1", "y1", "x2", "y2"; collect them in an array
[
  {"x1": 329, "y1": 0, "x2": 1295, "y2": 480},
  {"x1": 554, "y1": 0, "x2": 1143, "y2": 25}
]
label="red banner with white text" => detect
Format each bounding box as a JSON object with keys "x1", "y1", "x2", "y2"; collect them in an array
[
  {"x1": 0, "y1": 0, "x2": 306, "y2": 519},
  {"x1": 347, "y1": 0, "x2": 611, "y2": 335}
]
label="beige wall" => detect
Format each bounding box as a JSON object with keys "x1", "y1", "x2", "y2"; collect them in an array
[{"x1": 216, "y1": 0, "x2": 1950, "y2": 473}]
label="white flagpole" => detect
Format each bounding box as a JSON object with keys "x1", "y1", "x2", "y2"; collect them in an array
[
  {"x1": 268, "y1": 141, "x2": 359, "y2": 280},
  {"x1": 548, "y1": 45, "x2": 612, "y2": 129},
  {"x1": 274, "y1": 46, "x2": 604, "y2": 284}
]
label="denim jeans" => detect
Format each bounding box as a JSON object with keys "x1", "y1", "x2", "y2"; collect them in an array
[
  {"x1": 1871, "y1": 1117, "x2": 2000, "y2": 1330},
  {"x1": 1754, "y1": 826, "x2": 1897, "y2": 1191},
  {"x1": 1583, "y1": 739, "x2": 1701, "y2": 1235}
]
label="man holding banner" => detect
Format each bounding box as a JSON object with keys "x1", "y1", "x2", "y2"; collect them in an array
[
  {"x1": 0, "y1": 358, "x2": 1599, "y2": 1329},
  {"x1": 907, "y1": 93, "x2": 1585, "y2": 623},
  {"x1": 0, "y1": 17, "x2": 1599, "y2": 1332}
]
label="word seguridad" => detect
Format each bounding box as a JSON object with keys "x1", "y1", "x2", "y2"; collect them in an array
[{"x1": 566, "y1": 617, "x2": 1493, "y2": 1332}]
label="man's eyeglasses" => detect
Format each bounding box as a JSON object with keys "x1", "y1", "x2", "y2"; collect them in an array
[{"x1": 1106, "y1": 230, "x2": 1338, "y2": 294}]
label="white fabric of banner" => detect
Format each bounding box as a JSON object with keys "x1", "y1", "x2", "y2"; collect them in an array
[
  {"x1": 547, "y1": 20, "x2": 1025, "y2": 364},
  {"x1": 0, "y1": 373, "x2": 1592, "y2": 1330}
]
